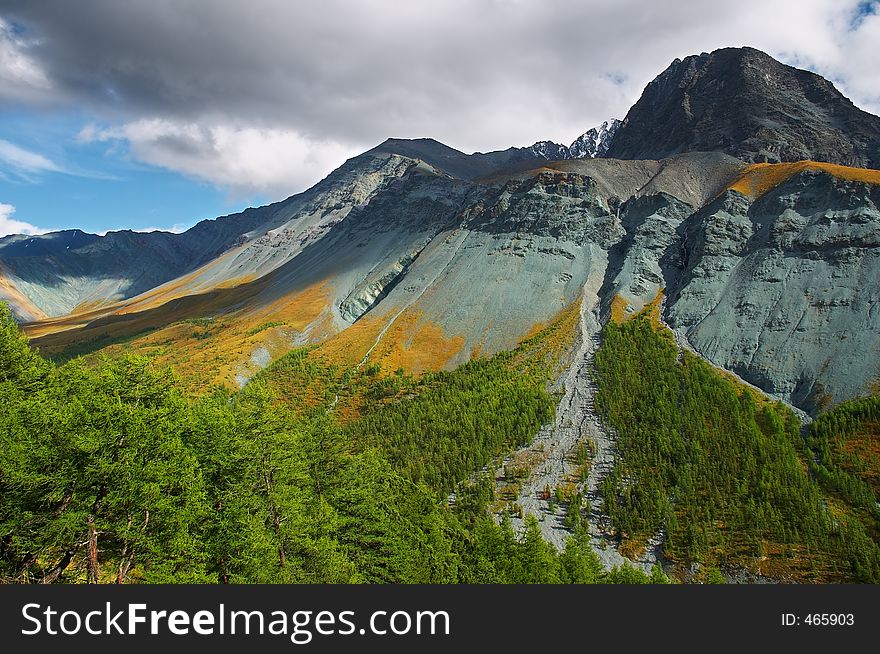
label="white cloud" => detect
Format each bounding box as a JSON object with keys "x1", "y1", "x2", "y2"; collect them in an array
[
  {"x1": 0, "y1": 16, "x2": 51, "y2": 105},
  {"x1": 4, "y1": 0, "x2": 880, "y2": 200},
  {"x1": 0, "y1": 136, "x2": 124, "y2": 183},
  {"x1": 0, "y1": 138, "x2": 62, "y2": 177},
  {"x1": 136, "y1": 223, "x2": 188, "y2": 234},
  {"x1": 80, "y1": 119, "x2": 360, "y2": 198},
  {"x1": 6, "y1": 0, "x2": 878, "y2": 148},
  {"x1": 0, "y1": 203, "x2": 48, "y2": 236}
]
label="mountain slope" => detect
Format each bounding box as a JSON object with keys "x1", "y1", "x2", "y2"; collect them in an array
[
  {"x1": 22, "y1": 151, "x2": 751, "y2": 391},
  {"x1": 0, "y1": 205, "x2": 282, "y2": 318},
  {"x1": 606, "y1": 47, "x2": 880, "y2": 167},
  {"x1": 5, "y1": 47, "x2": 880, "y2": 417},
  {"x1": 663, "y1": 167, "x2": 880, "y2": 412},
  {"x1": 0, "y1": 151, "x2": 432, "y2": 322},
  {"x1": 15, "y1": 149, "x2": 880, "y2": 414},
  {"x1": 0, "y1": 123, "x2": 622, "y2": 323}
]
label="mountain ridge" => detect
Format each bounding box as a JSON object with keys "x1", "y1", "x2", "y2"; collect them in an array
[
  {"x1": 528, "y1": 119, "x2": 621, "y2": 160},
  {"x1": 4, "y1": 46, "x2": 880, "y2": 416}
]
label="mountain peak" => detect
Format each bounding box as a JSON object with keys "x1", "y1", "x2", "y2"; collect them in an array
[
  {"x1": 606, "y1": 46, "x2": 880, "y2": 167},
  {"x1": 526, "y1": 119, "x2": 621, "y2": 161},
  {"x1": 569, "y1": 119, "x2": 621, "y2": 158}
]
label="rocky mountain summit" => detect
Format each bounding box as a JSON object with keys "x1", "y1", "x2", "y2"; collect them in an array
[
  {"x1": 568, "y1": 119, "x2": 621, "y2": 158},
  {"x1": 528, "y1": 119, "x2": 621, "y2": 160},
  {"x1": 606, "y1": 47, "x2": 880, "y2": 167}
]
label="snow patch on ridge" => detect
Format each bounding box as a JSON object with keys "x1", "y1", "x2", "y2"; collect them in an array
[{"x1": 526, "y1": 119, "x2": 621, "y2": 161}]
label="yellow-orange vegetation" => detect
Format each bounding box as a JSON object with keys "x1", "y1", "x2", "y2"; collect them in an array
[
  {"x1": 144, "y1": 281, "x2": 331, "y2": 392},
  {"x1": 0, "y1": 266, "x2": 47, "y2": 321},
  {"x1": 510, "y1": 296, "x2": 582, "y2": 379},
  {"x1": 837, "y1": 422, "x2": 880, "y2": 496},
  {"x1": 71, "y1": 298, "x2": 114, "y2": 315},
  {"x1": 728, "y1": 161, "x2": 880, "y2": 200},
  {"x1": 245, "y1": 280, "x2": 333, "y2": 334},
  {"x1": 364, "y1": 310, "x2": 466, "y2": 375},
  {"x1": 32, "y1": 279, "x2": 334, "y2": 395},
  {"x1": 521, "y1": 319, "x2": 548, "y2": 342},
  {"x1": 24, "y1": 303, "x2": 116, "y2": 338},
  {"x1": 610, "y1": 289, "x2": 665, "y2": 326},
  {"x1": 640, "y1": 289, "x2": 665, "y2": 330},
  {"x1": 313, "y1": 308, "x2": 466, "y2": 376},
  {"x1": 619, "y1": 539, "x2": 647, "y2": 562},
  {"x1": 609, "y1": 294, "x2": 629, "y2": 324},
  {"x1": 312, "y1": 314, "x2": 388, "y2": 370}
]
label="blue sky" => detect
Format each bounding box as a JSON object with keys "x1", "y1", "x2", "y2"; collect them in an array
[
  {"x1": 1, "y1": 0, "x2": 878, "y2": 237},
  {"x1": 0, "y1": 110, "x2": 269, "y2": 235}
]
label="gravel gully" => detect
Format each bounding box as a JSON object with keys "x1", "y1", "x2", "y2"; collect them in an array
[{"x1": 496, "y1": 248, "x2": 657, "y2": 572}]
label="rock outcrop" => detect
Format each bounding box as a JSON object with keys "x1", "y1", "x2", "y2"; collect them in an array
[{"x1": 664, "y1": 170, "x2": 880, "y2": 412}]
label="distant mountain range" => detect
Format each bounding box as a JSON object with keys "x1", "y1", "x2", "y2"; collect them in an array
[{"x1": 3, "y1": 46, "x2": 880, "y2": 417}]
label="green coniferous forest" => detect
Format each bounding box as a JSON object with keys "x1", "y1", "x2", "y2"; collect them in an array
[
  {"x1": 805, "y1": 397, "x2": 880, "y2": 547},
  {"x1": 5, "y1": 295, "x2": 879, "y2": 583},
  {"x1": 594, "y1": 314, "x2": 880, "y2": 582},
  {"x1": 0, "y1": 303, "x2": 661, "y2": 584},
  {"x1": 345, "y1": 351, "x2": 555, "y2": 493}
]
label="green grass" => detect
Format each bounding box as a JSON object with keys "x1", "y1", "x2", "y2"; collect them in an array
[
  {"x1": 246, "y1": 321, "x2": 285, "y2": 337},
  {"x1": 47, "y1": 327, "x2": 159, "y2": 363}
]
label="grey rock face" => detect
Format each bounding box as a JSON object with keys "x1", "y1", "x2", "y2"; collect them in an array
[
  {"x1": 664, "y1": 171, "x2": 880, "y2": 412},
  {"x1": 7, "y1": 137, "x2": 880, "y2": 417},
  {"x1": 474, "y1": 171, "x2": 623, "y2": 246},
  {"x1": 338, "y1": 252, "x2": 420, "y2": 323},
  {"x1": 604, "y1": 192, "x2": 694, "y2": 314},
  {"x1": 606, "y1": 47, "x2": 880, "y2": 167}
]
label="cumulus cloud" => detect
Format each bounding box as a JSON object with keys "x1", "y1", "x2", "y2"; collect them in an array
[
  {"x1": 0, "y1": 16, "x2": 52, "y2": 105},
  {"x1": 1, "y1": 0, "x2": 878, "y2": 197},
  {"x1": 0, "y1": 203, "x2": 47, "y2": 236},
  {"x1": 79, "y1": 120, "x2": 360, "y2": 198}
]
